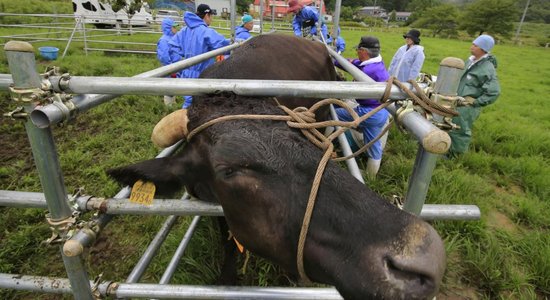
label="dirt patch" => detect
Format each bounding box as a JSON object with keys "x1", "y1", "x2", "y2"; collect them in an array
[
  {"x1": 486, "y1": 209, "x2": 519, "y2": 234},
  {"x1": 494, "y1": 184, "x2": 524, "y2": 196},
  {"x1": 438, "y1": 286, "x2": 480, "y2": 299}
]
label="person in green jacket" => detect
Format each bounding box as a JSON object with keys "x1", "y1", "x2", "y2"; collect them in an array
[{"x1": 448, "y1": 34, "x2": 500, "y2": 157}]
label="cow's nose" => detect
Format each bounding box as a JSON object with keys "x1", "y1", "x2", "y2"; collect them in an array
[{"x1": 384, "y1": 222, "x2": 446, "y2": 299}]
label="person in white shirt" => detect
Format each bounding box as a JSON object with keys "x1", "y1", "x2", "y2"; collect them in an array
[{"x1": 388, "y1": 29, "x2": 425, "y2": 82}]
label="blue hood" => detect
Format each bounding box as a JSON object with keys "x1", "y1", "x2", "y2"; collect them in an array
[
  {"x1": 184, "y1": 11, "x2": 207, "y2": 29},
  {"x1": 161, "y1": 18, "x2": 175, "y2": 36}
]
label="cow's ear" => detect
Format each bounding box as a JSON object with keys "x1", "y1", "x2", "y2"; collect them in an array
[{"x1": 107, "y1": 156, "x2": 184, "y2": 197}]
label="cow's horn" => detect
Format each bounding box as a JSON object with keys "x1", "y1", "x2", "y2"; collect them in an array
[{"x1": 151, "y1": 109, "x2": 189, "y2": 148}]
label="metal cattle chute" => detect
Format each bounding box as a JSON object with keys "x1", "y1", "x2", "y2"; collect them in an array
[{"x1": 0, "y1": 32, "x2": 479, "y2": 299}]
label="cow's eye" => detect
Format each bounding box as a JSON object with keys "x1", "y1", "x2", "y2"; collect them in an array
[
  {"x1": 224, "y1": 167, "x2": 234, "y2": 177},
  {"x1": 215, "y1": 165, "x2": 237, "y2": 180}
]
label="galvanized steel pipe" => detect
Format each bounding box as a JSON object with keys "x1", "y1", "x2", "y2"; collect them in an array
[
  {"x1": 0, "y1": 190, "x2": 480, "y2": 220},
  {"x1": 158, "y1": 216, "x2": 202, "y2": 284},
  {"x1": 5, "y1": 40, "x2": 94, "y2": 300},
  {"x1": 47, "y1": 76, "x2": 424, "y2": 101},
  {"x1": 126, "y1": 215, "x2": 179, "y2": 283},
  {"x1": 113, "y1": 283, "x2": 343, "y2": 299},
  {"x1": 30, "y1": 42, "x2": 241, "y2": 128},
  {"x1": 0, "y1": 73, "x2": 12, "y2": 90}
]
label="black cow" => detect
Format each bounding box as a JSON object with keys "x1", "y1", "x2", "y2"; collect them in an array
[{"x1": 108, "y1": 35, "x2": 445, "y2": 300}]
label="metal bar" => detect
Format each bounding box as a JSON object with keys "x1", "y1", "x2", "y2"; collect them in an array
[
  {"x1": 159, "y1": 216, "x2": 202, "y2": 284},
  {"x1": 332, "y1": 0, "x2": 342, "y2": 43},
  {"x1": 84, "y1": 48, "x2": 156, "y2": 54},
  {"x1": 4, "y1": 42, "x2": 71, "y2": 220},
  {"x1": 259, "y1": 0, "x2": 264, "y2": 34},
  {"x1": 62, "y1": 17, "x2": 81, "y2": 59},
  {"x1": 0, "y1": 273, "x2": 343, "y2": 299},
  {"x1": 0, "y1": 190, "x2": 480, "y2": 220},
  {"x1": 329, "y1": 105, "x2": 364, "y2": 184},
  {"x1": 0, "y1": 190, "x2": 48, "y2": 208},
  {"x1": 0, "y1": 273, "x2": 111, "y2": 295},
  {"x1": 230, "y1": 0, "x2": 236, "y2": 40},
  {"x1": 420, "y1": 204, "x2": 480, "y2": 221},
  {"x1": 0, "y1": 74, "x2": 13, "y2": 90},
  {"x1": 0, "y1": 13, "x2": 75, "y2": 18},
  {"x1": 79, "y1": 39, "x2": 156, "y2": 46},
  {"x1": 2, "y1": 31, "x2": 67, "y2": 37},
  {"x1": 85, "y1": 198, "x2": 224, "y2": 216},
  {"x1": 126, "y1": 215, "x2": 180, "y2": 283},
  {"x1": 49, "y1": 76, "x2": 423, "y2": 99},
  {"x1": 30, "y1": 42, "x2": 241, "y2": 128},
  {"x1": 402, "y1": 148, "x2": 439, "y2": 215},
  {"x1": 4, "y1": 40, "x2": 93, "y2": 299},
  {"x1": 81, "y1": 19, "x2": 88, "y2": 56},
  {"x1": 271, "y1": 3, "x2": 275, "y2": 32},
  {"x1": 113, "y1": 284, "x2": 343, "y2": 299}
]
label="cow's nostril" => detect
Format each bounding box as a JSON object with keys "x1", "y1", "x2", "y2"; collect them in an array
[{"x1": 384, "y1": 256, "x2": 437, "y2": 297}]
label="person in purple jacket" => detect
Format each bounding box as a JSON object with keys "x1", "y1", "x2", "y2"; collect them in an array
[{"x1": 335, "y1": 36, "x2": 389, "y2": 178}]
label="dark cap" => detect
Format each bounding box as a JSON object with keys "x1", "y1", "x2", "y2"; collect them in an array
[
  {"x1": 403, "y1": 29, "x2": 421, "y2": 44},
  {"x1": 356, "y1": 36, "x2": 380, "y2": 49},
  {"x1": 196, "y1": 4, "x2": 212, "y2": 16}
]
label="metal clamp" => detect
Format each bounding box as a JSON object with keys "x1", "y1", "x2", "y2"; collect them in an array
[
  {"x1": 44, "y1": 211, "x2": 79, "y2": 245},
  {"x1": 395, "y1": 99, "x2": 415, "y2": 124},
  {"x1": 91, "y1": 273, "x2": 104, "y2": 299},
  {"x1": 3, "y1": 106, "x2": 28, "y2": 119},
  {"x1": 8, "y1": 86, "x2": 44, "y2": 103}
]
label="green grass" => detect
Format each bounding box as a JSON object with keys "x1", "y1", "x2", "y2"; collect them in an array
[{"x1": 1, "y1": 2, "x2": 550, "y2": 299}]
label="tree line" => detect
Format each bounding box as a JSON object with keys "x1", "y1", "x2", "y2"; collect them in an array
[{"x1": 328, "y1": 0, "x2": 549, "y2": 39}]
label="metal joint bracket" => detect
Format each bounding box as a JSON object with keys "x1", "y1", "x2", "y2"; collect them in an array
[
  {"x1": 3, "y1": 106, "x2": 28, "y2": 119},
  {"x1": 58, "y1": 73, "x2": 71, "y2": 91},
  {"x1": 91, "y1": 273, "x2": 104, "y2": 299},
  {"x1": 395, "y1": 100, "x2": 415, "y2": 124},
  {"x1": 429, "y1": 94, "x2": 460, "y2": 130},
  {"x1": 44, "y1": 211, "x2": 79, "y2": 245},
  {"x1": 8, "y1": 86, "x2": 44, "y2": 104}
]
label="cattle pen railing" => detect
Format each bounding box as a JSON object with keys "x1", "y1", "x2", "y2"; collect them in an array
[{"x1": 0, "y1": 38, "x2": 479, "y2": 299}]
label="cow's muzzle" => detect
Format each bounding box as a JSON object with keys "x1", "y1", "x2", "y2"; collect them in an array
[{"x1": 151, "y1": 109, "x2": 189, "y2": 147}]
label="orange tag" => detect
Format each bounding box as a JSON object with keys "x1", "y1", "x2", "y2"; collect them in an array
[
  {"x1": 233, "y1": 237, "x2": 244, "y2": 253},
  {"x1": 129, "y1": 180, "x2": 155, "y2": 206}
]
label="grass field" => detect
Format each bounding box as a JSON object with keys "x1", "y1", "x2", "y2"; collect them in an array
[{"x1": 1, "y1": 2, "x2": 550, "y2": 299}]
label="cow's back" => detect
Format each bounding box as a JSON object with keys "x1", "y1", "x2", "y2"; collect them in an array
[{"x1": 200, "y1": 35, "x2": 337, "y2": 115}]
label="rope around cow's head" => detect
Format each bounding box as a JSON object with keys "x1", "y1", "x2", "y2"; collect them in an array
[{"x1": 173, "y1": 76, "x2": 457, "y2": 284}]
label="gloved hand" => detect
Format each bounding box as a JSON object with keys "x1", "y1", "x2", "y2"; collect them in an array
[{"x1": 456, "y1": 96, "x2": 476, "y2": 106}]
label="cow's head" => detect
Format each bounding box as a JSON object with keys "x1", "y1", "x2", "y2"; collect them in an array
[{"x1": 109, "y1": 95, "x2": 446, "y2": 299}]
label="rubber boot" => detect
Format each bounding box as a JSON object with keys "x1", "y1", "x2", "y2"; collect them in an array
[
  {"x1": 366, "y1": 158, "x2": 381, "y2": 180},
  {"x1": 379, "y1": 117, "x2": 391, "y2": 151},
  {"x1": 163, "y1": 95, "x2": 175, "y2": 106}
]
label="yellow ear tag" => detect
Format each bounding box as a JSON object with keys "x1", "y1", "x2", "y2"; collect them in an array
[
  {"x1": 233, "y1": 237, "x2": 245, "y2": 253},
  {"x1": 129, "y1": 180, "x2": 156, "y2": 206}
]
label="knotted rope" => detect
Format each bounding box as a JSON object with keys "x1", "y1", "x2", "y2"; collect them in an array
[{"x1": 183, "y1": 77, "x2": 455, "y2": 284}]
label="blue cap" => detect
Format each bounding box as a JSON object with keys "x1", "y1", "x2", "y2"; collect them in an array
[
  {"x1": 241, "y1": 15, "x2": 253, "y2": 25},
  {"x1": 473, "y1": 34, "x2": 495, "y2": 53}
]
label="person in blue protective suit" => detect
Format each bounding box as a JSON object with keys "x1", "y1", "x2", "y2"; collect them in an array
[
  {"x1": 334, "y1": 36, "x2": 389, "y2": 178},
  {"x1": 287, "y1": 0, "x2": 328, "y2": 40},
  {"x1": 326, "y1": 27, "x2": 346, "y2": 54},
  {"x1": 448, "y1": 34, "x2": 500, "y2": 157},
  {"x1": 388, "y1": 29, "x2": 425, "y2": 82},
  {"x1": 157, "y1": 18, "x2": 179, "y2": 106},
  {"x1": 235, "y1": 14, "x2": 254, "y2": 41},
  {"x1": 157, "y1": 18, "x2": 179, "y2": 66},
  {"x1": 169, "y1": 4, "x2": 230, "y2": 108}
]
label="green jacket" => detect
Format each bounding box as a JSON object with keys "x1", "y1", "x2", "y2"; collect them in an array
[{"x1": 457, "y1": 54, "x2": 500, "y2": 107}]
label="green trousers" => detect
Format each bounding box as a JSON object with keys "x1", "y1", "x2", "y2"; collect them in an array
[{"x1": 448, "y1": 105, "x2": 481, "y2": 156}]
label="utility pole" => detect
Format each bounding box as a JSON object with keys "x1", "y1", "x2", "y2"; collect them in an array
[{"x1": 514, "y1": 0, "x2": 531, "y2": 44}]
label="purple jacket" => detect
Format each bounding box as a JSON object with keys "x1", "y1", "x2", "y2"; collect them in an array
[{"x1": 336, "y1": 56, "x2": 389, "y2": 108}]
